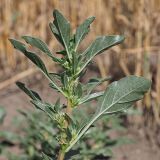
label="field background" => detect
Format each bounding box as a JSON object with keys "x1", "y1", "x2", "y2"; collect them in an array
[
  {"x1": 1, "y1": 0, "x2": 160, "y2": 159},
  {"x1": 1, "y1": 0, "x2": 160, "y2": 123}
]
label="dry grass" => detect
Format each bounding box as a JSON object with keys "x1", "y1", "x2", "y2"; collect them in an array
[{"x1": 1, "y1": 0, "x2": 160, "y2": 128}]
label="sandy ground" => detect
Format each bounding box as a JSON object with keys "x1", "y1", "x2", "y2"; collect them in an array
[{"x1": 0, "y1": 77, "x2": 160, "y2": 160}]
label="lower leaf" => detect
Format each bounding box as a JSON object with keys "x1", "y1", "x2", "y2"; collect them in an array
[{"x1": 65, "y1": 75, "x2": 151, "y2": 152}]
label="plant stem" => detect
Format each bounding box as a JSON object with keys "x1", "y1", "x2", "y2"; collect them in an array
[
  {"x1": 66, "y1": 99, "x2": 72, "y2": 116},
  {"x1": 57, "y1": 99, "x2": 72, "y2": 160},
  {"x1": 57, "y1": 150, "x2": 65, "y2": 160}
]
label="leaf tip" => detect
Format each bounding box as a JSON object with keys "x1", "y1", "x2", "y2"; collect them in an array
[
  {"x1": 8, "y1": 38, "x2": 16, "y2": 46},
  {"x1": 90, "y1": 16, "x2": 96, "y2": 21},
  {"x1": 16, "y1": 81, "x2": 24, "y2": 88},
  {"x1": 8, "y1": 38, "x2": 26, "y2": 52},
  {"x1": 21, "y1": 35, "x2": 27, "y2": 40},
  {"x1": 53, "y1": 9, "x2": 61, "y2": 17},
  {"x1": 116, "y1": 35, "x2": 125, "y2": 42}
]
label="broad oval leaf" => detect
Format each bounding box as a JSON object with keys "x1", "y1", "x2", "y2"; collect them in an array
[
  {"x1": 75, "y1": 16, "x2": 95, "y2": 50},
  {"x1": 78, "y1": 35, "x2": 125, "y2": 75},
  {"x1": 65, "y1": 75, "x2": 151, "y2": 152},
  {"x1": 98, "y1": 76, "x2": 151, "y2": 114}
]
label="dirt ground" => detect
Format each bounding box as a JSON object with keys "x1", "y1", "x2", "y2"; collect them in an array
[{"x1": 0, "y1": 76, "x2": 160, "y2": 160}]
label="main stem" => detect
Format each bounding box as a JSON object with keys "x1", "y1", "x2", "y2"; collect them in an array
[
  {"x1": 66, "y1": 99, "x2": 72, "y2": 116},
  {"x1": 57, "y1": 150, "x2": 65, "y2": 160},
  {"x1": 58, "y1": 99, "x2": 72, "y2": 160}
]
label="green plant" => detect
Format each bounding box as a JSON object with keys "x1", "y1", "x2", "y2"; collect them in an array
[
  {"x1": 0, "y1": 107, "x2": 129, "y2": 160},
  {"x1": 0, "y1": 110, "x2": 57, "y2": 160},
  {"x1": 9, "y1": 9, "x2": 151, "y2": 160}
]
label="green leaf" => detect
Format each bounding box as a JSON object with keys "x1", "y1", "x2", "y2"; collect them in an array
[
  {"x1": 15, "y1": 82, "x2": 60, "y2": 118},
  {"x1": 15, "y1": 81, "x2": 59, "y2": 120},
  {"x1": 49, "y1": 22, "x2": 63, "y2": 47},
  {"x1": 75, "y1": 16, "x2": 95, "y2": 50},
  {"x1": 49, "y1": 83, "x2": 60, "y2": 91},
  {"x1": 53, "y1": 9, "x2": 71, "y2": 60},
  {"x1": 9, "y1": 39, "x2": 48, "y2": 75},
  {"x1": 61, "y1": 73, "x2": 68, "y2": 89},
  {"x1": 56, "y1": 50, "x2": 67, "y2": 55},
  {"x1": 31, "y1": 100, "x2": 62, "y2": 124},
  {"x1": 16, "y1": 82, "x2": 41, "y2": 101},
  {"x1": 0, "y1": 131, "x2": 19, "y2": 143},
  {"x1": 72, "y1": 52, "x2": 79, "y2": 74},
  {"x1": 22, "y1": 36, "x2": 52, "y2": 56},
  {"x1": 42, "y1": 153, "x2": 52, "y2": 160},
  {"x1": 84, "y1": 76, "x2": 111, "y2": 94},
  {"x1": 49, "y1": 72, "x2": 61, "y2": 82},
  {"x1": 54, "y1": 98, "x2": 61, "y2": 112},
  {"x1": 65, "y1": 76, "x2": 151, "y2": 152},
  {"x1": 79, "y1": 91, "x2": 104, "y2": 105},
  {"x1": 9, "y1": 39, "x2": 64, "y2": 94},
  {"x1": 76, "y1": 83, "x2": 83, "y2": 98},
  {"x1": 78, "y1": 35, "x2": 125, "y2": 75},
  {"x1": 22, "y1": 36, "x2": 62, "y2": 63},
  {"x1": 32, "y1": 100, "x2": 52, "y2": 114},
  {"x1": 98, "y1": 76, "x2": 150, "y2": 114}
]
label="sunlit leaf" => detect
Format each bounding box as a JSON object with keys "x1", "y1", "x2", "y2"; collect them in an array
[
  {"x1": 78, "y1": 35, "x2": 125, "y2": 75},
  {"x1": 52, "y1": 9, "x2": 71, "y2": 59},
  {"x1": 75, "y1": 16, "x2": 95, "y2": 50},
  {"x1": 83, "y1": 76, "x2": 111, "y2": 94},
  {"x1": 79, "y1": 91, "x2": 104, "y2": 105},
  {"x1": 65, "y1": 76, "x2": 151, "y2": 152},
  {"x1": 9, "y1": 39, "x2": 63, "y2": 94},
  {"x1": 9, "y1": 39, "x2": 48, "y2": 75},
  {"x1": 22, "y1": 36, "x2": 62, "y2": 63},
  {"x1": 16, "y1": 82, "x2": 41, "y2": 101}
]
